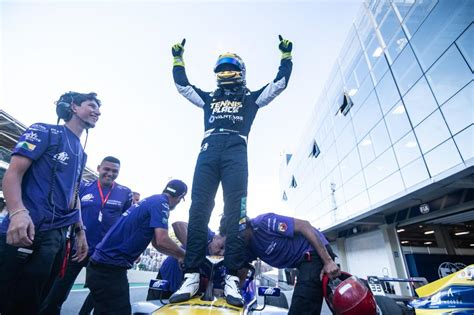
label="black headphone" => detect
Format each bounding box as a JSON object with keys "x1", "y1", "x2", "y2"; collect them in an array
[{"x1": 55, "y1": 92, "x2": 76, "y2": 122}]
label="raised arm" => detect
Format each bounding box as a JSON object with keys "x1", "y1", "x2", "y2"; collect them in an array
[
  {"x1": 293, "y1": 218, "x2": 340, "y2": 280},
  {"x1": 172, "y1": 38, "x2": 207, "y2": 108},
  {"x1": 255, "y1": 35, "x2": 293, "y2": 108}
]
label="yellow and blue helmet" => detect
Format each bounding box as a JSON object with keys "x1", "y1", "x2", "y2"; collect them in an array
[{"x1": 214, "y1": 53, "x2": 246, "y2": 87}]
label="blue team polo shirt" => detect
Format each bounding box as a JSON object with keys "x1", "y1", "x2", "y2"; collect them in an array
[
  {"x1": 1, "y1": 123, "x2": 86, "y2": 233},
  {"x1": 80, "y1": 180, "x2": 132, "y2": 255},
  {"x1": 91, "y1": 194, "x2": 170, "y2": 268},
  {"x1": 246, "y1": 213, "x2": 329, "y2": 268}
]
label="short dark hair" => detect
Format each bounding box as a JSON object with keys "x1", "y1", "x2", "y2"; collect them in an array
[
  {"x1": 57, "y1": 91, "x2": 101, "y2": 107},
  {"x1": 102, "y1": 156, "x2": 120, "y2": 165}
]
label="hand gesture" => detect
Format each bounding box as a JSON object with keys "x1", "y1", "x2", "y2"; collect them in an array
[
  {"x1": 6, "y1": 211, "x2": 35, "y2": 247},
  {"x1": 278, "y1": 35, "x2": 293, "y2": 53},
  {"x1": 172, "y1": 38, "x2": 186, "y2": 57}
]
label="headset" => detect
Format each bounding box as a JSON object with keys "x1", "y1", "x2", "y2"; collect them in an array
[{"x1": 55, "y1": 92, "x2": 76, "y2": 123}]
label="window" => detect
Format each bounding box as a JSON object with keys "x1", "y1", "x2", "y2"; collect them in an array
[
  {"x1": 424, "y1": 139, "x2": 462, "y2": 177},
  {"x1": 414, "y1": 109, "x2": 451, "y2": 154},
  {"x1": 400, "y1": 157, "x2": 429, "y2": 189},
  {"x1": 391, "y1": 44, "x2": 423, "y2": 96},
  {"x1": 393, "y1": 131, "x2": 422, "y2": 168},
  {"x1": 403, "y1": 76, "x2": 439, "y2": 127},
  {"x1": 410, "y1": 0, "x2": 473, "y2": 71},
  {"x1": 454, "y1": 125, "x2": 473, "y2": 162},
  {"x1": 375, "y1": 70, "x2": 401, "y2": 115},
  {"x1": 440, "y1": 81, "x2": 473, "y2": 135},
  {"x1": 384, "y1": 101, "x2": 412, "y2": 143},
  {"x1": 456, "y1": 24, "x2": 473, "y2": 71},
  {"x1": 282, "y1": 191, "x2": 288, "y2": 201},
  {"x1": 336, "y1": 92, "x2": 354, "y2": 116},
  {"x1": 309, "y1": 140, "x2": 321, "y2": 158},
  {"x1": 426, "y1": 45, "x2": 472, "y2": 106}
]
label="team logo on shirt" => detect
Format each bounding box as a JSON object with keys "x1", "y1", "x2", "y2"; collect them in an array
[
  {"x1": 278, "y1": 222, "x2": 287, "y2": 232},
  {"x1": 16, "y1": 141, "x2": 36, "y2": 151},
  {"x1": 23, "y1": 131, "x2": 42, "y2": 143},
  {"x1": 210, "y1": 100, "x2": 242, "y2": 114},
  {"x1": 81, "y1": 193, "x2": 94, "y2": 202},
  {"x1": 53, "y1": 152, "x2": 70, "y2": 164}
]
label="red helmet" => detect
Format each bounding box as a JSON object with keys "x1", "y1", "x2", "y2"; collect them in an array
[{"x1": 323, "y1": 271, "x2": 377, "y2": 315}]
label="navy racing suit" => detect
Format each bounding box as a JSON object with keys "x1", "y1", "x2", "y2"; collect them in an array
[{"x1": 173, "y1": 58, "x2": 292, "y2": 275}]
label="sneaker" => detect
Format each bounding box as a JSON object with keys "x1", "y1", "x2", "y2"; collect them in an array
[
  {"x1": 169, "y1": 272, "x2": 200, "y2": 303},
  {"x1": 224, "y1": 274, "x2": 244, "y2": 307}
]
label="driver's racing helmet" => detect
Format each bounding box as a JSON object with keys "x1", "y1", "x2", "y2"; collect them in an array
[
  {"x1": 322, "y1": 271, "x2": 377, "y2": 315},
  {"x1": 214, "y1": 53, "x2": 246, "y2": 87}
]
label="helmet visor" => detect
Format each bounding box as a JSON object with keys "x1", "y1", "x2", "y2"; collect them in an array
[{"x1": 214, "y1": 57, "x2": 243, "y2": 73}]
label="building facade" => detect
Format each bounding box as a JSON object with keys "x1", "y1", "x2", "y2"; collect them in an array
[{"x1": 280, "y1": 0, "x2": 473, "y2": 288}]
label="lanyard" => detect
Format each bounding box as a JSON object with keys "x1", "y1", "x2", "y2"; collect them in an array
[{"x1": 97, "y1": 181, "x2": 115, "y2": 209}]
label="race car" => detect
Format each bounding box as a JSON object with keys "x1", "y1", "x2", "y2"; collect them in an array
[
  {"x1": 363, "y1": 264, "x2": 474, "y2": 314},
  {"x1": 131, "y1": 256, "x2": 289, "y2": 315}
]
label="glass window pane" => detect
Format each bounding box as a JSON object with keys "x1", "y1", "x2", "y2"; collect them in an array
[
  {"x1": 410, "y1": 0, "x2": 473, "y2": 71},
  {"x1": 358, "y1": 135, "x2": 376, "y2": 167},
  {"x1": 344, "y1": 191, "x2": 370, "y2": 217},
  {"x1": 403, "y1": 76, "x2": 439, "y2": 127},
  {"x1": 343, "y1": 171, "x2": 367, "y2": 201},
  {"x1": 454, "y1": 125, "x2": 473, "y2": 162},
  {"x1": 426, "y1": 45, "x2": 472, "y2": 105},
  {"x1": 400, "y1": 157, "x2": 430, "y2": 189},
  {"x1": 440, "y1": 81, "x2": 474, "y2": 135},
  {"x1": 391, "y1": 44, "x2": 423, "y2": 96},
  {"x1": 354, "y1": 54, "x2": 371, "y2": 86},
  {"x1": 336, "y1": 124, "x2": 356, "y2": 160},
  {"x1": 392, "y1": 0, "x2": 415, "y2": 23},
  {"x1": 384, "y1": 101, "x2": 412, "y2": 143},
  {"x1": 414, "y1": 109, "x2": 451, "y2": 153},
  {"x1": 379, "y1": 7, "x2": 402, "y2": 45},
  {"x1": 364, "y1": 148, "x2": 398, "y2": 187},
  {"x1": 375, "y1": 71, "x2": 401, "y2": 115},
  {"x1": 366, "y1": 35, "x2": 383, "y2": 70},
  {"x1": 370, "y1": 119, "x2": 391, "y2": 157},
  {"x1": 385, "y1": 26, "x2": 409, "y2": 64},
  {"x1": 456, "y1": 24, "x2": 473, "y2": 71},
  {"x1": 339, "y1": 148, "x2": 362, "y2": 183},
  {"x1": 353, "y1": 91, "x2": 383, "y2": 142},
  {"x1": 394, "y1": 131, "x2": 422, "y2": 168},
  {"x1": 351, "y1": 74, "x2": 374, "y2": 111},
  {"x1": 402, "y1": 0, "x2": 437, "y2": 39},
  {"x1": 371, "y1": 57, "x2": 390, "y2": 86},
  {"x1": 424, "y1": 139, "x2": 462, "y2": 177},
  {"x1": 368, "y1": 171, "x2": 404, "y2": 205}
]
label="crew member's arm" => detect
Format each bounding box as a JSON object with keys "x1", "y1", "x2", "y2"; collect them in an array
[
  {"x1": 171, "y1": 38, "x2": 208, "y2": 108},
  {"x1": 172, "y1": 221, "x2": 188, "y2": 246},
  {"x1": 294, "y1": 218, "x2": 340, "y2": 280},
  {"x1": 152, "y1": 228, "x2": 186, "y2": 261},
  {"x1": 3, "y1": 155, "x2": 35, "y2": 247},
  {"x1": 72, "y1": 193, "x2": 88, "y2": 262},
  {"x1": 254, "y1": 35, "x2": 293, "y2": 108}
]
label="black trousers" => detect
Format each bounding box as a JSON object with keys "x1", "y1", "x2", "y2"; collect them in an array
[
  {"x1": 184, "y1": 135, "x2": 247, "y2": 274},
  {"x1": 0, "y1": 228, "x2": 66, "y2": 315},
  {"x1": 40, "y1": 256, "x2": 94, "y2": 315},
  {"x1": 289, "y1": 246, "x2": 337, "y2": 315},
  {"x1": 86, "y1": 260, "x2": 130, "y2": 315}
]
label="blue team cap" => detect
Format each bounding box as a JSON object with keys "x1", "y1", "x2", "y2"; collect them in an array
[{"x1": 164, "y1": 179, "x2": 187, "y2": 200}]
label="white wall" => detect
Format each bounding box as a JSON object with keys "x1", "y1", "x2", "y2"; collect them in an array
[{"x1": 344, "y1": 229, "x2": 393, "y2": 278}]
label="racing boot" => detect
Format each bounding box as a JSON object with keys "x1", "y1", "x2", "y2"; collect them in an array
[
  {"x1": 169, "y1": 272, "x2": 200, "y2": 303},
  {"x1": 224, "y1": 274, "x2": 244, "y2": 307}
]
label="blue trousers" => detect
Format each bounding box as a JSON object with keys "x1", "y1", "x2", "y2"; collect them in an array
[{"x1": 184, "y1": 134, "x2": 247, "y2": 274}]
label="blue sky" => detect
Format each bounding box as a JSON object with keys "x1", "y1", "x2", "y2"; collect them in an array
[{"x1": 1, "y1": 0, "x2": 362, "y2": 229}]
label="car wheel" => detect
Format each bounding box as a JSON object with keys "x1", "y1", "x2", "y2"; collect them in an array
[{"x1": 375, "y1": 296, "x2": 402, "y2": 315}]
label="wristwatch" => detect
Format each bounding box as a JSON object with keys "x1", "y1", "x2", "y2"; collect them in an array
[{"x1": 74, "y1": 225, "x2": 87, "y2": 234}]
